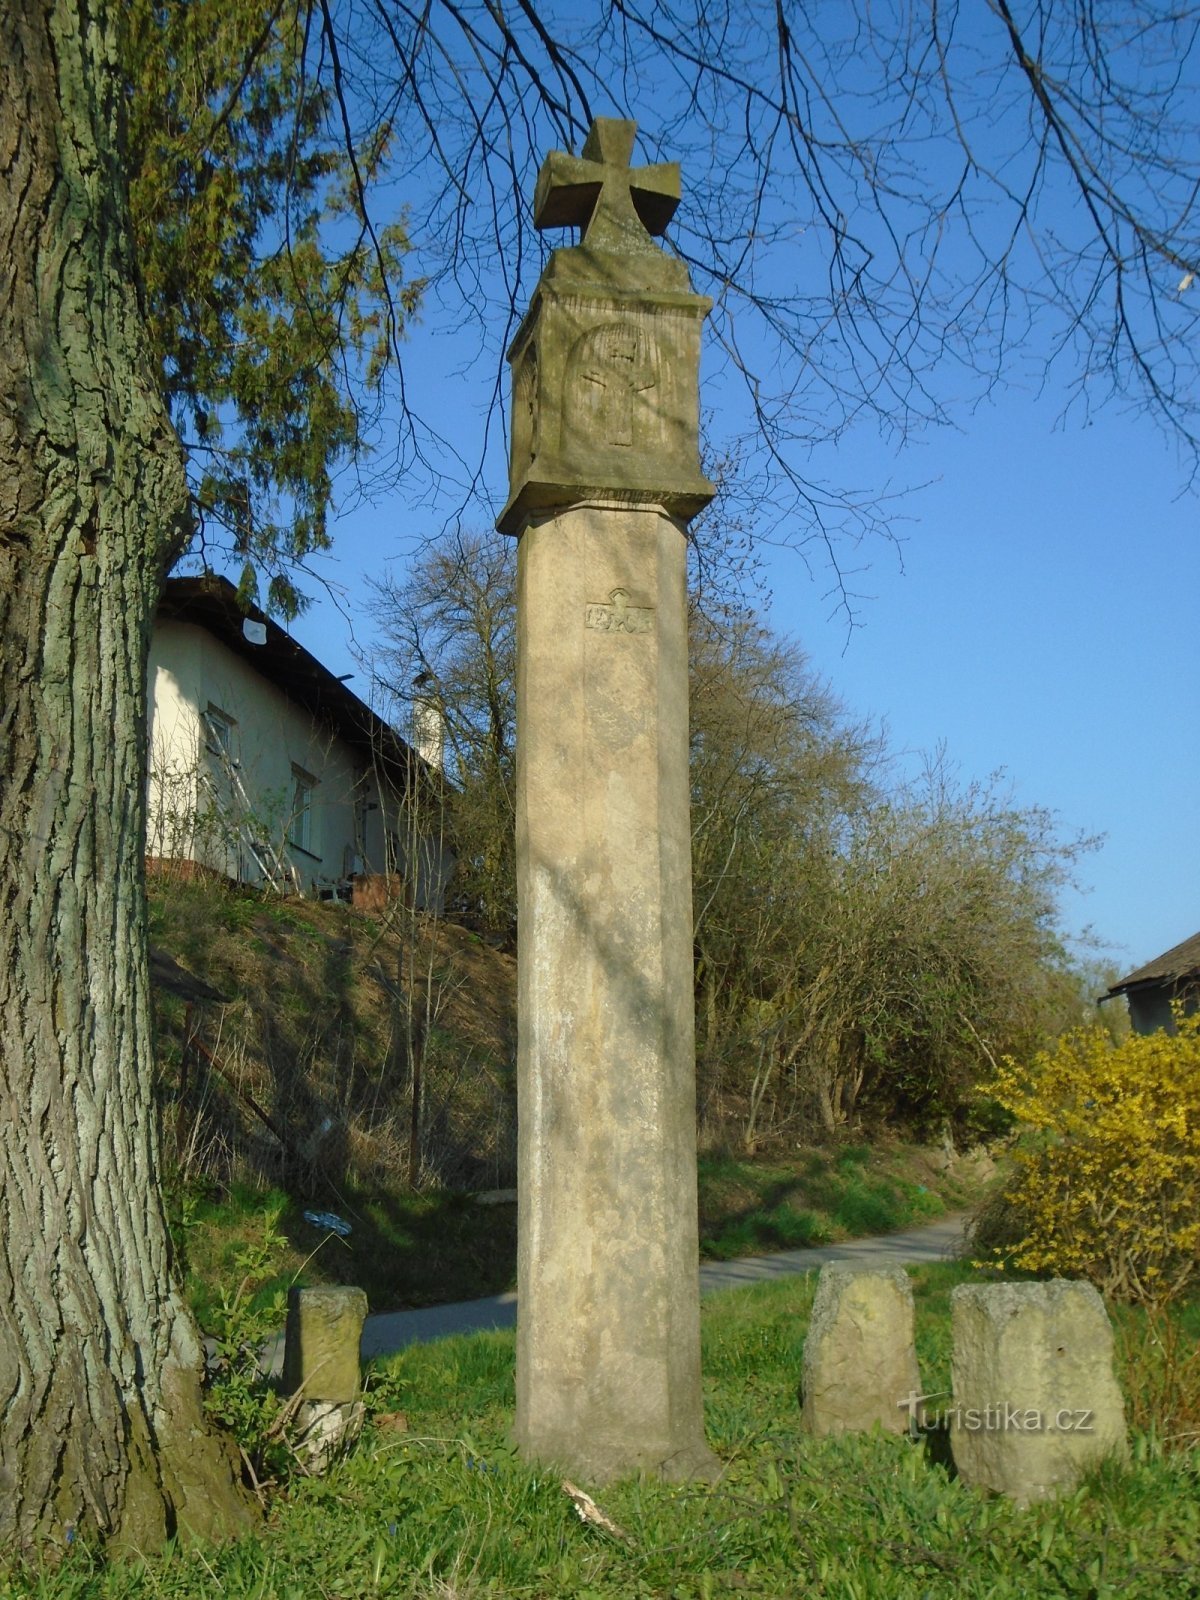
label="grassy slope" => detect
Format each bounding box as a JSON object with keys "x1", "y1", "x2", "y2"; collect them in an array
[
  {"x1": 149, "y1": 876, "x2": 995, "y2": 1327},
  {"x1": 7, "y1": 1265, "x2": 1198, "y2": 1598},
  {"x1": 179, "y1": 1142, "x2": 985, "y2": 1330}
]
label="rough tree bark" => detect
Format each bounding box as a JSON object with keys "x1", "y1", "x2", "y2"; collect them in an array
[{"x1": 0, "y1": 0, "x2": 249, "y2": 1552}]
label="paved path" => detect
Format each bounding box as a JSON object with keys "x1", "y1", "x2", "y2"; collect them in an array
[{"x1": 358, "y1": 1212, "x2": 970, "y2": 1361}]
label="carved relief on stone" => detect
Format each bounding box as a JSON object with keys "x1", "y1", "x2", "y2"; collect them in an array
[
  {"x1": 584, "y1": 588, "x2": 654, "y2": 634},
  {"x1": 566, "y1": 321, "x2": 660, "y2": 450}
]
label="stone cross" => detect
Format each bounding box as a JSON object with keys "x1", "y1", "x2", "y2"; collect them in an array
[
  {"x1": 502, "y1": 120, "x2": 716, "y2": 1483},
  {"x1": 534, "y1": 118, "x2": 680, "y2": 253},
  {"x1": 499, "y1": 115, "x2": 712, "y2": 534}
]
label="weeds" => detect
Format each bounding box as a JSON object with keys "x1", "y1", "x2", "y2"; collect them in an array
[
  {"x1": 1115, "y1": 1299, "x2": 1200, "y2": 1454},
  {"x1": 7, "y1": 1267, "x2": 1198, "y2": 1598},
  {"x1": 149, "y1": 875, "x2": 518, "y2": 1202},
  {"x1": 200, "y1": 1202, "x2": 294, "y2": 1494}
]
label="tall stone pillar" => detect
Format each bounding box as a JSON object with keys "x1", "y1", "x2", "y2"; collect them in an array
[{"x1": 499, "y1": 119, "x2": 716, "y2": 1482}]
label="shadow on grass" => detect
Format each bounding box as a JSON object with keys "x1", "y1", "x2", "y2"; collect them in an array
[{"x1": 280, "y1": 1186, "x2": 518, "y2": 1313}]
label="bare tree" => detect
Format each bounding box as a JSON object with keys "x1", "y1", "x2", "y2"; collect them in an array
[
  {"x1": 690, "y1": 631, "x2": 1097, "y2": 1142},
  {"x1": 367, "y1": 530, "x2": 518, "y2": 939},
  {"x1": 367, "y1": 531, "x2": 1094, "y2": 1145}
]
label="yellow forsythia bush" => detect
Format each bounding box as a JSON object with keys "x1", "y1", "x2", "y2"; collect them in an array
[{"x1": 984, "y1": 1013, "x2": 1200, "y2": 1304}]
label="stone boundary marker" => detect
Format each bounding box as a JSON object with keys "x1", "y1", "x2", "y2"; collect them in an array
[
  {"x1": 282, "y1": 1285, "x2": 368, "y2": 1471},
  {"x1": 950, "y1": 1280, "x2": 1128, "y2": 1506},
  {"x1": 273, "y1": 1262, "x2": 1129, "y2": 1505},
  {"x1": 798, "y1": 1267, "x2": 1129, "y2": 1507},
  {"x1": 801, "y1": 1264, "x2": 921, "y2": 1437}
]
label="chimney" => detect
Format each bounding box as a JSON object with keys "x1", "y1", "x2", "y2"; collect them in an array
[{"x1": 411, "y1": 673, "x2": 444, "y2": 772}]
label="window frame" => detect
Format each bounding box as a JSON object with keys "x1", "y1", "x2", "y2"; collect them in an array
[
  {"x1": 289, "y1": 764, "x2": 319, "y2": 857},
  {"x1": 202, "y1": 703, "x2": 236, "y2": 763}
]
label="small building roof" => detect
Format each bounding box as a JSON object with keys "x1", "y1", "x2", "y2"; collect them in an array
[
  {"x1": 156, "y1": 575, "x2": 426, "y2": 795},
  {"x1": 1106, "y1": 929, "x2": 1200, "y2": 998}
]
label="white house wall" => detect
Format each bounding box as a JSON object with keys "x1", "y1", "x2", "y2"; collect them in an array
[
  {"x1": 146, "y1": 620, "x2": 204, "y2": 863},
  {"x1": 146, "y1": 620, "x2": 452, "y2": 908},
  {"x1": 373, "y1": 787, "x2": 457, "y2": 914}
]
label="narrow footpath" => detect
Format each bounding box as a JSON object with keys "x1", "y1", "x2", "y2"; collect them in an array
[{"x1": 359, "y1": 1212, "x2": 970, "y2": 1361}]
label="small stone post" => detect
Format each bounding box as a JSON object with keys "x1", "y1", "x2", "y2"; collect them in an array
[
  {"x1": 801, "y1": 1264, "x2": 923, "y2": 1437},
  {"x1": 500, "y1": 118, "x2": 717, "y2": 1482},
  {"x1": 282, "y1": 1285, "x2": 368, "y2": 1470},
  {"x1": 950, "y1": 1281, "x2": 1128, "y2": 1505}
]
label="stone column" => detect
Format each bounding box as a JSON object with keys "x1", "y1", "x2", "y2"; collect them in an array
[{"x1": 499, "y1": 119, "x2": 716, "y2": 1482}]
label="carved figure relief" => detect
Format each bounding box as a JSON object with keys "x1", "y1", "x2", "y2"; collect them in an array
[
  {"x1": 584, "y1": 588, "x2": 654, "y2": 634},
  {"x1": 567, "y1": 322, "x2": 658, "y2": 448}
]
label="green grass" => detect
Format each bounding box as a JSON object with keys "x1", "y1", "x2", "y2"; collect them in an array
[
  {"x1": 7, "y1": 1267, "x2": 1198, "y2": 1598},
  {"x1": 176, "y1": 1180, "x2": 520, "y2": 1327},
  {"x1": 695, "y1": 1145, "x2": 962, "y2": 1262}
]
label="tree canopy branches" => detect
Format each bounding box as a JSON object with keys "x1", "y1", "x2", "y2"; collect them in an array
[
  {"x1": 126, "y1": 2, "x2": 1200, "y2": 604},
  {"x1": 125, "y1": 0, "x2": 422, "y2": 614},
  {"x1": 311, "y1": 0, "x2": 1200, "y2": 549}
]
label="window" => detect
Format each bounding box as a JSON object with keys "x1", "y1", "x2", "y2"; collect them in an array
[
  {"x1": 289, "y1": 765, "x2": 317, "y2": 855},
  {"x1": 202, "y1": 704, "x2": 235, "y2": 763}
]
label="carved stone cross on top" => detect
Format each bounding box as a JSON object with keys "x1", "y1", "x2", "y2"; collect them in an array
[{"x1": 534, "y1": 118, "x2": 680, "y2": 254}]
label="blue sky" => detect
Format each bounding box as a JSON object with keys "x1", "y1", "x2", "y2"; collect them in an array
[
  {"x1": 760, "y1": 393, "x2": 1199, "y2": 974},
  {"x1": 237, "y1": 7, "x2": 1198, "y2": 980},
  {"x1": 281, "y1": 361, "x2": 1196, "y2": 979}
]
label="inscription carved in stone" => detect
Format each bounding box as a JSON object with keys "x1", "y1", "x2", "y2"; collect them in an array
[
  {"x1": 568, "y1": 322, "x2": 658, "y2": 448},
  {"x1": 584, "y1": 588, "x2": 654, "y2": 634}
]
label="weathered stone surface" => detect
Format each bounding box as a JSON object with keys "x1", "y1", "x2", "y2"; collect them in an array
[
  {"x1": 533, "y1": 119, "x2": 681, "y2": 261},
  {"x1": 282, "y1": 1285, "x2": 367, "y2": 1404},
  {"x1": 950, "y1": 1280, "x2": 1128, "y2": 1505},
  {"x1": 801, "y1": 1264, "x2": 922, "y2": 1436},
  {"x1": 505, "y1": 116, "x2": 716, "y2": 1485},
  {"x1": 291, "y1": 1398, "x2": 366, "y2": 1473},
  {"x1": 281, "y1": 1286, "x2": 369, "y2": 1473},
  {"x1": 511, "y1": 500, "x2": 715, "y2": 1482},
  {"x1": 499, "y1": 118, "x2": 713, "y2": 535}
]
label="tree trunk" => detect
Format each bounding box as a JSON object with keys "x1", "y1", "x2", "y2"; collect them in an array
[{"x1": 0, "y1": 0, "x2": 248, "y2": 1552}]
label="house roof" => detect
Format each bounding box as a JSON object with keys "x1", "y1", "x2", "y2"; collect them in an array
[
  {"x1": 1106, "y1": 929, "x2": 1200, "y2": 997},
  {"x1": 156, "y1": 575, "x2": 425, "y2": 794}
]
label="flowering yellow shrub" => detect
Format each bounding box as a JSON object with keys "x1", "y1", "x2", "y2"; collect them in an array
[{"x1": 984, "y1": 1013, "x2": 1200, "y2": 1304}]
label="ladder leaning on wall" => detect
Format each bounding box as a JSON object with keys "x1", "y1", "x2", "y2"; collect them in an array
[{"x1": 200, "y1": 753, "x2": 301, "y2": 896}]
